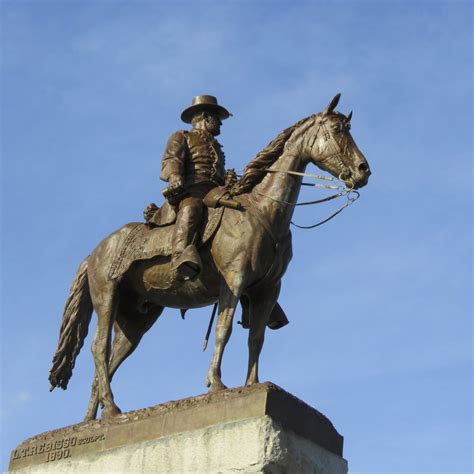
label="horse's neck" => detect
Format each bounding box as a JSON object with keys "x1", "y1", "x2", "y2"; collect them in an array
[{"x1": 250, "y1": 149, "x2": 307, "y2": 239}]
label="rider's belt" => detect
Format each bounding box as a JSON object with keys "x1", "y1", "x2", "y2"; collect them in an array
[{"x1": 184, "y1": 170, "x2": 225, "y2": 187}]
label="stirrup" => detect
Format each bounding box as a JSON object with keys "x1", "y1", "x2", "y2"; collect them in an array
[{"x1": 173, "y1": 245, "x2": 202, "y2": 280}]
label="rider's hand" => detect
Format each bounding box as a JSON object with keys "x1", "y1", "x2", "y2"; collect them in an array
[
  {"x1": 225, "y1": 169, "x2": 238, "y2": 187},
  {"x1": 168, "y1": 173, "x2": 184, "y2": 193},
  {"x1": 144, "y1": 203, "x2": 158, "y2": 222}
]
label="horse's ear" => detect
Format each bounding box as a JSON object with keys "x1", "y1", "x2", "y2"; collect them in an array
[
  {"x1": 323, "y1": 93, "x2": 341, "y2": 115},
  {"x1": 347, "y1": 110, "x2": 353, "y2": 122}
]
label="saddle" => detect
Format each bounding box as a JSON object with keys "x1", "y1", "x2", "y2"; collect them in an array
[
  {"x1": 108, "y1": 205, "x2": 224, "y2": 281},
  {"x1": 144, "y1": 186, "x2": 244, "y2": 227}
]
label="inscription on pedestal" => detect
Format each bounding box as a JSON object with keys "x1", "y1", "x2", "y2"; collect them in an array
[{"x1": 10, "y1": 433, "x2": 106, "y2": 467}]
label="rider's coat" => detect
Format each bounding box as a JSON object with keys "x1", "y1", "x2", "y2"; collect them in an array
[{"x1": 161, "y1": 129, "x2": 226, "y2": 188}]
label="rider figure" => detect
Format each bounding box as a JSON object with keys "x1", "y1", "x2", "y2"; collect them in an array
[{"x1": 160, "y1": 95, "x2": 233, "y2": 280}]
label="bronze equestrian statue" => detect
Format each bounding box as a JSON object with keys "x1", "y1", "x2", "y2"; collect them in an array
[{"x1": 49, "y1": 94, "x2": 371, "y2": 421}]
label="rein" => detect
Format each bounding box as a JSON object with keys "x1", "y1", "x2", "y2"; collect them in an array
[
  {"x1": 290, "y1": 190, "x2": 359, "y2": 229},
  {"x1": 253, "y1": 168, "x2": 360, "y2": 229}
]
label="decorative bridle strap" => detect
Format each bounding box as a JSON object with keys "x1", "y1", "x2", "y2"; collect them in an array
[{"x1": 311, "y1": 119, "x2": 352, "y2": 178}]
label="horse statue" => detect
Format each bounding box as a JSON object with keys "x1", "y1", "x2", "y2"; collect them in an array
[{"x1": 49, "y1": 94, "x2": 371, "y2": 420}]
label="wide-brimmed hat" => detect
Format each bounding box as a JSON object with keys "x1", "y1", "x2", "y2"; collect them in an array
[{"x1": 181, "y1": 95, "x2": 232, "y2": 123}]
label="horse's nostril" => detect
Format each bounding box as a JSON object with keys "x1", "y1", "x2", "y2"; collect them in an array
[{"x1": 358, "y1": 163, "x2": 369, "y2": 173}]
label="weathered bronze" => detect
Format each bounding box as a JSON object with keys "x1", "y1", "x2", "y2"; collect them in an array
[{"x1": 49, "y1": 94, "x2": 370, "y2": 421}]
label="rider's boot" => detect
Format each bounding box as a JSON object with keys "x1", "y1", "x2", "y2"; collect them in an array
[
  {"x1": 173, "y1": 245, "x2": 202, "y2": 280},
  {"x1": 171, "y1": 199, "x2": 203, "y2": 280}
]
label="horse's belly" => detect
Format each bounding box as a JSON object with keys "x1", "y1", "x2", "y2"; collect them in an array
[
  {"x1": 149, "y1": 286, "x2": 216, "y2": 309},
  {"x1": 147, "y1": 275, "x2": 219, "y2": 309}
]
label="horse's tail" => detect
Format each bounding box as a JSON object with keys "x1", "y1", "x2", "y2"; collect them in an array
[{"x1": 49, "y1": 258, "x2": 93, "y2": 391}]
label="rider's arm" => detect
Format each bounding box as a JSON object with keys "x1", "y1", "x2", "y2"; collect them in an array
[{"x1": 160, "y1": 131, "x2": 187, "y2": 184}]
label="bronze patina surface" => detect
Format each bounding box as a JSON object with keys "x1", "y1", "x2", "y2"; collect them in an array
[
  {"x1": 9, "y1": 383, "x2": 343, "y2": 471},
  {"x1": 48, "y1": 94, "x2": 371, "y2": 421}
]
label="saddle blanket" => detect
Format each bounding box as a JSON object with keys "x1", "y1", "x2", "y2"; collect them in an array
[{"x1": 108, "y1": 206, "x2": 224, "y2": 280}]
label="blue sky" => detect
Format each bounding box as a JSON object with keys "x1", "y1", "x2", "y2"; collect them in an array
[{"x1": 1, "y1": 0, "x2": 472, "y2": 472}]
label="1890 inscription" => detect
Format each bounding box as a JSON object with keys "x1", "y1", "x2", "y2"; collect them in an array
[{"x1": 11, "y1": 433, "x2": 106, "y2": 464}]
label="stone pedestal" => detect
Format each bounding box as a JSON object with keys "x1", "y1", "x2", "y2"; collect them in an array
[{"x1": 9, "y1": 382, "x2": 347, "y2": 473}]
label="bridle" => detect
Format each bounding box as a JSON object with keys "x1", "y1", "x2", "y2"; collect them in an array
[
  {"x1": 305, "y1": 116, "x2": 353, "y2": 180},
  {"x1": 253, "y1": 117, "x2": 360, "y2": 229}
]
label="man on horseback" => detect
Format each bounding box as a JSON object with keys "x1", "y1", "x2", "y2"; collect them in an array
[
  {"x1": 49, "y1": 94, "x2": 370, "y2": 420},
  {"x1": 155, "y1": 95, "x2": 234, "y2": 280}
]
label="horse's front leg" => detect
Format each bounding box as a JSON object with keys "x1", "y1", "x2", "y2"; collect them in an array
[
  {"x1": 245, "y1": 282, "x2": 281, "y2": 386},
  {"x1": 206, "y1": 280, "x2": 240, "y2": 392}
]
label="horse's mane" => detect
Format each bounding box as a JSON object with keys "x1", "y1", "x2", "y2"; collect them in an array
[{"x1": 233, "y1": 114, "x2": 316, "y2": 195}]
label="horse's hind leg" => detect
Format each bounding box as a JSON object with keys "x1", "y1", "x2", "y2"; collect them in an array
[
  {"x1": 89, "y1": 280, "x2": 123, "y2": 419},
  {"x1": 84, "y1": 306, "x2": 163, "y2": 421},
  {"x1": 245, "y1": 282, "x2": 280, "y2": 386}
]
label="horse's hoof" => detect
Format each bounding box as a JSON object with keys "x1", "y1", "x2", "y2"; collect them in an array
[
  {"x1": 208, "y1": 381, "x2": 227, "y2": 393},
  {"x1": 101, "y1": 405, "x2": 122, "y2": 420}
]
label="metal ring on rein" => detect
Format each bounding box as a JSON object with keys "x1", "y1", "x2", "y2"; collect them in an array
[{"x1": 290, "y1": 188, "x2": 359, "y2": 229}]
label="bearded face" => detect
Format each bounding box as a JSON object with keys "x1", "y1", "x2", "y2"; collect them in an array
[
  {"x1": 203, "y1": 113, "x2": 222, "y2": 136},
  {"x1": 192, "y1": 112, "x2": 222, "y2": 136}
]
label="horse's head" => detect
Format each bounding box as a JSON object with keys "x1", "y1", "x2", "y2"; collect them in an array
[{"x1": 303, "y1": 94, "x2": 371, "y2": 189}]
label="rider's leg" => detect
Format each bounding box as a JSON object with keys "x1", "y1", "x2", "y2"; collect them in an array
[{"x1": 171, "y1": 197, "x2": 203, "y2": 279}]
